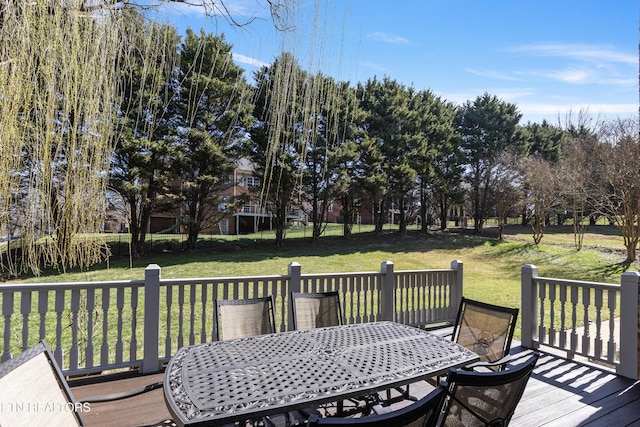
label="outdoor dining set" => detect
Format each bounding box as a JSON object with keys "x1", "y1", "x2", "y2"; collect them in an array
[{"x1": 0, "y1": 292, "x2": 538, "y2": 427}]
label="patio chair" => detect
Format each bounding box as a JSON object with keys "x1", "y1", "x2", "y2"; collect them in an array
[
  {"x1": 291, "y1": 291, "x2": 343, "y2": 331},
  {"x1": 438, "y1": 351, "x2": 540, "y2": 426},
  {"x1": 396, "y1": 297, "x2": 519, "y2": 403},
  {"x1": 215, "y1": 295, "x2": 276, "y2": 341},
  {"x1": 310, "y1": 352, "x2": 539, "y2": 427},
  {"x1": 0, "y1": 341, "x2": 165, "y2": 427},
  {"x1": 0, "y1": 341, "x2": 86, "y2": 427},
  {"x1": 307, "y1": 387, "x2": 445, "y2": 427},
  {"x1": 452, "y1": 297, "x2": 519, "y2": 370}
]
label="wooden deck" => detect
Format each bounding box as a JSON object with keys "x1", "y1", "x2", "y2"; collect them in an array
[{"x1": 69, "y1": 345, "x2": 640, "y2": 427}]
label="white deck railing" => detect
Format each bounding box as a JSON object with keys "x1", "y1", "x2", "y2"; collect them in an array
[
  {"x1": 521, "y1": 264, "x2": 640, "y2": 379},
  {"x1": 0, "y1": 260, "x2": 463, "y2": 376}
]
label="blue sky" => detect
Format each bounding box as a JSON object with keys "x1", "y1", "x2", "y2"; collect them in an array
[{"x1": 149, "y1": 0, "x2": 638, "y2": 125}]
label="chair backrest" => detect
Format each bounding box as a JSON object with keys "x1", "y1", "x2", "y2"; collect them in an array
[
  {"x1": 438, "y1": 352, "x2": 540, "y2": 427},
  {"x1": 0, "y1": 341, "x2": 85, "y2": 427},
  {"x1": 452, "y1": 297, "x2": 519, "y2": 366},
  {"x1": 215, "y1": 296, "x2": 276, "y2": 341},
  {"x1": 291, "y1": 291, "x2": 343, "y2": 331},
  {"x1": 309, "y1": 387, "x2": 445, "y2": 427}
]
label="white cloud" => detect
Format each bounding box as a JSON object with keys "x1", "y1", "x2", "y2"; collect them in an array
[
  {"x1": 360, "y1": 60, "x2": 391, "y2": 73},
  {"x1": 437, "y1": 88, "x2": 537, "y2": 106},
  {"x1": 232, "y1": 53, "x2": 267, "y2": 68},
  {"x1": 545, "y1": 67, "x2": 592, "y2": 84},
  {"x1": 367, "y1": 32, "x2": 409, "y2": 45},
  {"x1": 510, "y1": 43, "x2": 636, "y2": 65},
  {"x1": 518, "y1": 102, "x2": 638, "y2": 117},
  {"x1": 436, "y1": 89, "x2": 637, "y2": 121},
  {"x1": 466, "y1": 68, "x2": 521, "y2": 81}
]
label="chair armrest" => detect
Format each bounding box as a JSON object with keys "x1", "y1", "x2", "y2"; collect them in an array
[{"x1": 462, "y1": 354, "x2": 511, "y2": 371}]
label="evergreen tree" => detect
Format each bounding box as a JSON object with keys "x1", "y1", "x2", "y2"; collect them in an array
[
  {"x1": 110, "y1": 15, "x2": 180, "y2": 258},
  {"x1": 250, "y1": 53, "x2": 304, "y2": 247},
  {"x1": 456, "y1": 93, "x2": 522, "y2": 235},
  {"x1": 408, "y1": 92, "x2": 461, "y2": 231},
  {"x1": 170, "y1": 29, "x2": 254, "y2": 251},
  {"x1": 358, "y1": 77, "x2": 417, "y2": 235}
]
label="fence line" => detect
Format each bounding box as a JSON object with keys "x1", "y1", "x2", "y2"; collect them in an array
[{"x1": 1, "y1": 260, "x2": 464, "y2": 376}]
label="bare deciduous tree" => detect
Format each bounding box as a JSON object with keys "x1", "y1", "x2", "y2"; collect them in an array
[
  {"x1": 588, "y1": 118, "x2": 640, "y2": 263},
  {"x1": 522, "y1": 155, "x2": 561, "y2": 244}
]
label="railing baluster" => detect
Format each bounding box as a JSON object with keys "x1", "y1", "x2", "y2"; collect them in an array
[
  {"x1": 410, "y1": 273, "x2": 417, "y2": 325},
  {"x1": 70, "y1": 289, "x2": 80, "y2": 370},
  {"x1": 355, "y1": 275, "x2": 363, "y2": 322},
  {"x1": 54, "y1": 289, "x2": 65, "y2": 368},
  {"x1": 116, "y1": 287, "x2": 124, "y2": 364},
  {"x1": 582, "y1": 287, "x2": 591, "y2": 356},
  {"x1": 594, "y1": 288, "x2": 603, "y2": 359},
  {"x1": 607, "y1": 288, "x2": 617, "y2": 363},
  {"x1": 101, "y1": 288, "x2": 110, "y2": 366},
  {"x1": 178, "y1": 284, "x2": 185, "y2": 349},
  {"x1": 200, "y1": 284, "x2": 208, "y2": 343},
  {"x1": 559, "y1": 285, "x2": 567, "y2": 349},
  {"x1": 548, "y1": 282, "x2": 556, "y2": 346},
  {"x1": 538, "y1": 280, "x2": 547, "y2": 342},
  {"x1": 20, "y1": 290, "x2": 31, "y2": 351},
  {"x1": 86, "y1": 288, "x2": 95, "y2": 368},
  {"x1": 2, "y1": 292, "x2": 14, "y2": 362},
  {"x1": 130, "y1": 286, "x2": 138, "y2": 363},
  {"x1": 570, "y1": 285, "x2": 579, "y2": 356},
  {"x1": 210, "y1": 283, "x2": 218, "y2": 339},
  {"x1": 38, "y1": 290, "x2": 48, "y2": 342},
  {"x1": 165, "y1": 284, "x2": 173, "y2": 356},
  {"x1": 189, "y1": 284, "x2": 196, "y2": 346}
]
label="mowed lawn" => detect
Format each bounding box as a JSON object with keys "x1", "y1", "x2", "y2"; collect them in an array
[{"x1": 16, "y1": 223, "x2": 636, "y2": 292}]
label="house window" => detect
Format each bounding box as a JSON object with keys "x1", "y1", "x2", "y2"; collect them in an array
[
  {"x1": 327, "y1": 202, "x2": 334, "y2": 212},
  {"x1": 247, "y1": 176, "x2": 260, "y2": 187},
  {"x1": 236, "y1": 176, "x2": 245, "y2": 187}
]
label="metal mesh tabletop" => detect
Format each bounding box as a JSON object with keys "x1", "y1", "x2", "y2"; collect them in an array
[{"x1": 164, "y1": 321, "x2": 478, "y2": 426}]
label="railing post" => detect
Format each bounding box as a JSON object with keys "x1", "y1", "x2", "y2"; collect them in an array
[
  {"x1": 142, "y1": 264, "x2": 161, "y2": 374},
  {"x1": 521, "y1": 264, "x2": 538, "y2": 348},
  {"x1": 618, "y1": 271, "x2": 639, "y2": 379},
  {"x1": 287, "y1": 262, "x2": 302, "y2": 331},
  {"x1": 380, "y1": 261, "x2": 395, "y2": 322},
  {"x1": 450, "y1": 260, "x2": 463, "y2": 319}
]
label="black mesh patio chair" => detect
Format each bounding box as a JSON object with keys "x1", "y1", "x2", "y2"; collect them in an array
[
  {"x1": 452, "y1": 297, "x2": 519, "y2": 371},
  {"x1": 438, "y1": 352, "x2": 540, "y2": 426},
  {"x1": 307, "y1": 387, "x2": 445, "y2": 427},
  {"x1": 0, "y1": 341, "x2": 165, "y2": 427},
  {"x1": 215, "y1": 296, "x2": 276, "y2": 341},
  {"x1": 291, "y1": 291, "x2": 343, "y2": 331},
  {"x1": 396, "y1": 298, "x2": 519, "y2": 403}
]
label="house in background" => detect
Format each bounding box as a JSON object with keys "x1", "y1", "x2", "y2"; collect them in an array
[{"x1": 144, "y1": 158, "x2": 303, "y2": 236}]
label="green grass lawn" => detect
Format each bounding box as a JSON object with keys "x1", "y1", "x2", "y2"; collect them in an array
[{"x1": 16, "y1": 223, "x2": 636, "y2": 297}]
